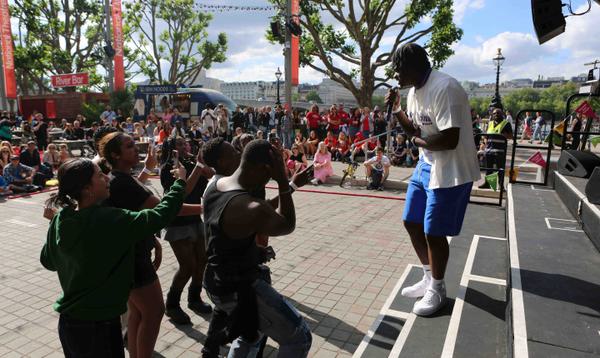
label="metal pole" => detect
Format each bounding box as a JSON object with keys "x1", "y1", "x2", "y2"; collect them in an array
[
  {"x1": 276, "y1": 78, "x2": 281, "y2": 105},
  {"x1": 284, "y1": 0, "x2": 292, "y2": 110},
  {"x1": 0, "y1": 44, "x2": 8, "y2": 111},
  {"x1": 495, "y1": 64, "x2": 500, "y2": 102},
  {"x1": 104, "y1": 0, "x2": 114, "y2": 92}
]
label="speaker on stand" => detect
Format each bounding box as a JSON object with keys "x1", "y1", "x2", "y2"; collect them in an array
[{"x1": 531, "y1": 0, "x2": 566, "y2": 44}]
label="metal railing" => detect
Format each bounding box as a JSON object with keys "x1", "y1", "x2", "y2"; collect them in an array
[
  {"x1": 509, "y1": 110, "x2": 556, "y2": 186},
  {"x1": 475, "y1": 133, "x2": 507, "y2": 206},
  {"x1": 560, "y1": 93, "x2": 600, "y2": 151}
]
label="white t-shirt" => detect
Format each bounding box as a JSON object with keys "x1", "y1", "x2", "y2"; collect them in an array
[
  {"x1": 365, "y1": 155, "x2": 390, "y2": 171},
  {"x1": 405, "y1": 70, "x2": 480, "y2": 189}
]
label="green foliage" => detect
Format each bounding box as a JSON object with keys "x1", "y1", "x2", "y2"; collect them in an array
[
  {"x1": 306, "y1": 90, "x2": 323, "y2": 104},
  {"x1": 81, "y1": 101, "x2": 105, "y2": 127},
  {"x1": 265, "y1": 0, "x2": 462, "y2": 107},
  {"x1": 124, "y1": 0, "x2": 228, "y2": 85},
  {"x1": 470, "y1": 83, "x2": 600, "y2": 121},
  {"x1": 10, "y1": 0, "x2": 105, "y2": 93},
  {"x1": 110, "y1": 89, "x2": 135, "y2": 118}
]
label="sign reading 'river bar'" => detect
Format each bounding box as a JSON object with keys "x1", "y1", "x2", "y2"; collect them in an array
[{"x1": 51, "y1": 73, "x2": 90, "y2": 88}]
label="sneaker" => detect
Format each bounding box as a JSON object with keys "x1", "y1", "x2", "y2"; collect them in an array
[
  {"x1": 165, "y1": 306, "x2": 192, "y2": 325},
  {"x1": 401, "y1": 276, "x2": 430, "y2": 298},
  {"x1": 412, "y1": 287, "x2": 447, "y2": 316},
  {"x1": 311, "y1": 178, "x2": 319, "y2": 185},
  {"x1": 377, "y1": 185, "x2": 384, "y2": 191},
  {"x1": 188, "y1": 300, "x2": 213, "y2": 314}
]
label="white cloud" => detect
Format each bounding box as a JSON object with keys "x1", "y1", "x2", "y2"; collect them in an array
[
  {"x1": 453, "y1": 0, "x2": 485, "y2": 24},
  {"x1": 442, "y1": 4, "x2": 599, "y2": 83}
]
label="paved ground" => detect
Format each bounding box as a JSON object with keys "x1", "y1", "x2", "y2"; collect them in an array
[{"x1": 0, "y1": 179, "x2": 418, "y2": 357}]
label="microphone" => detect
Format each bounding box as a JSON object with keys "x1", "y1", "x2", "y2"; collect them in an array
[{"x1": 385, "y1": 86, "x2": 399, "y2": 122}]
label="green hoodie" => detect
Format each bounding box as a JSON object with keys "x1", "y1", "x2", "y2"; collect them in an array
[{"x1": 40, "y1": 179, "x2": 186, "y2": 321}]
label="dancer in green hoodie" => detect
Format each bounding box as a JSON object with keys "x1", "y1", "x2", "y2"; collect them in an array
[{"x1": 40, "y1": 158, "x2": 187, "y2": 357}]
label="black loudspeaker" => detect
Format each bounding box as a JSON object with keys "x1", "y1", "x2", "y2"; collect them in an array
[
  {"x1": 586, "y1": 167, "x2": 600, "y2": 205},
  {"x1": 531, "y1": 0, "x2": 566, "y2": 44},
  {"x1": 270, "y1": 21, "x2": 282, "y2": 40},
  {"x1": 558, "y1": 150, "x2": 600, "y2": 178}
]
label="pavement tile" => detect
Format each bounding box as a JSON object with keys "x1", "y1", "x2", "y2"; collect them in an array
[{"x1": 0, "y1": 180, "x2": 417, "y2": 356}]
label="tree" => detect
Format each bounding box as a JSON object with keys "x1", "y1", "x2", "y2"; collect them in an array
[
  {"x1": 123, "y1": 0, "x2": 228, "y2": 85},
  {"x1": 306, "y1": 90, "x2": 323, "y2": 103},
  {"x1": 10, "y1": 0, "x2": 106, "y2": 93},
  {"x1": 266, "y1": 0, "x2": 462, "y2": 107}
]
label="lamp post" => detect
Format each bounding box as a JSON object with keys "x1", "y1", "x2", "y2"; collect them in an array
[
  {"x1": 275, "y1": 67, "x2": 282, "y2": 105},
  {"x1": 490, "y1": 48, "x2": 505, "y2": 111}
]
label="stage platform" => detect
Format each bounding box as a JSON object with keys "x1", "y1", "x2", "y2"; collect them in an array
[{"x1": 354, "y1": 176, "x2": 600, "y2": 357}]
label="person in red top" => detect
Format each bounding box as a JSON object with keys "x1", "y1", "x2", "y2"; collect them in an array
[
  {"x1": 361, "y1": 107, "x2": 372, "y2": 139},
  {"x1": 335, "y1": 132, "x2": 351, "y2": 161},
  {"x1": 348, "y1": 108, "x2": 361, "y2": 142},
  {"x1": 327, "y1": 105, "x2": 341, "y2": 136},
  {"x1": 305, "y1": 105, "x2": 321, "y2": 135},
  {"x1": 351, "y1": 132, "x2": 377, "y2": 162},
  {"x1": 323, "y1": 130, "x2": 338, "y2": 158}
]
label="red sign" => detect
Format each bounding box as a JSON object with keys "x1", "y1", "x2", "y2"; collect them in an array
[
  {"x1": 291, "y1": 0, "x2": 300, "y2": 86},
  {"x1": 0, "y1": 0, "x2": 16, "y2": 99},
  {"x1": 112, "y1": 0, "x2": 125, "y2": 91},
  {"x1": 51, "y1": 73, "x2": 90, "y2": 88},
  {"x1": 575, "y1": 100, "x2": 597, "y2": 119}
]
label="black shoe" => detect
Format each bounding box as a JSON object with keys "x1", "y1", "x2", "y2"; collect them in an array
[
  {"x1": 188, "y1": 300, "x2": 213, "y2": 314},
  {"x1": 377, "y1": 185, "x2": 384, "y2": 191},
  {"x1": 165, "y1": 306, "x2": 192, "y2": 325},
  {"x1": 478, "y1": 182, "x2": 490, "y2": 189}
]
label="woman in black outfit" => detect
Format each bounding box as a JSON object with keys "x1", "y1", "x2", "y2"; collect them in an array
[
  {"x1": 160, "y1": 137, "x2": 214, "y2": 325},
  {"x1": 99, "y1": 132, "x2": 204, "y2": 357}
]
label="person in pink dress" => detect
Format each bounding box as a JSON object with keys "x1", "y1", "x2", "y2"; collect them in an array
[{"x1": 311, "y1": 142, "x2": 333, "y2": 185}]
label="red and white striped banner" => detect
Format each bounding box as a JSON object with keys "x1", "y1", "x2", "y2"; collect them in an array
[
  {"x1": 112, "y1": 0, "x2": 125, "y2": 90},
  {"x1": 0, "y1": 0, "x2": 16, "y2": 99}
]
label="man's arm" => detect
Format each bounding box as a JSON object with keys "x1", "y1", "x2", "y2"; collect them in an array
[{"x1": 412, "y1": 128, "x2": 460, "y2": 151}]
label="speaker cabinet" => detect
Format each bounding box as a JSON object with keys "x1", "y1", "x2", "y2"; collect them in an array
[
  {"x1": 586, "y1": 167, "x2": 600, "y2": 205},
  {"x1": 532, "y1": 0, "x2": 566, "y2": 44},
  {"x1": 558, "y1": 150, "x2": 600, "y2": 178}
]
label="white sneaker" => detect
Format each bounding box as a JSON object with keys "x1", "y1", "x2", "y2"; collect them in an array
[
  {"x1": 401, "y1": 276, "x2": 430, "y2": 298},
  {"x1": 412, "y1": 287, "x2": 447, "y2": 316},
  {"x1": 311, "y1": 178, "x2": 319, "y2": 185}
]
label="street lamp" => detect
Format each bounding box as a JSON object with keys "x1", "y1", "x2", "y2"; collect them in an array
[
  {"x1": 490, "y1": 48, "x2": 505, "y2": 111},
  {"x1": 275, "y1": 67, "x2": 282, "y2": 105}
]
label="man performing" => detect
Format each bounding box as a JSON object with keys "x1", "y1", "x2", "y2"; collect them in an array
[
  {"x1": 202, "y1": 139, "x2": 312, "y2": 357},
  {"x1": 387, "y1": 43, "x2": 480, "y2": 316}
]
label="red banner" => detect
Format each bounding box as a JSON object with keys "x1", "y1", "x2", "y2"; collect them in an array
[
  {"x1": 575, "y1": 100, "x2": 597, "y2": 118},
  {"x1": 0, "y1": 0, "x2": 16, "y2": 99},
  {"x1": 527, "y1": 151, "x2": 547, "y2": 167},
  {"x1": 112, "y1": 0, "x2": 125, "y2": 91},
  {"x1": 291, "y1": 0, "x2": 299, "y2": 86},
  {"x1": 51, "y1": 72, "x2": 89, "y2": 88}
]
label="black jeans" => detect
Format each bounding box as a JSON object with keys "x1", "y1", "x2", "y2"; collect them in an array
[{"x1": 58, "y1": 314, "x2": 124, "y2": 358}]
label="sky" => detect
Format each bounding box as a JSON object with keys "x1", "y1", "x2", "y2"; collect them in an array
[{"x1": 198, "y1": 0, "x2": 600, "y2": 86}]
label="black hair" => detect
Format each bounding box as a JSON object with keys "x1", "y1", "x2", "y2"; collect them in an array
[
  {"x1": 392, "y1": 42, "x2": 431, "y2": 74},
  {"x1": 241, "y1": 139, "x2": 273, "y2": 167},
  {"x1": 98, "y1": 132, "x2": 127, "y2": 167},
  {"x1": 201, "y1": 137, "x2": 225, "y2": 169},
  {"x1": 45, "y1": 158, "x2": 96, "y2": 209},
  {"x1": 160, "y1": 136, "x2": 177, "y2": 165},
  {"x1": 93, "y1": 125, "x2": 118, "y2": 150}
]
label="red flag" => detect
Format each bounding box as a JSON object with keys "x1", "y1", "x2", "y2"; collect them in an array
[
  {"x1": 527, "y1": 151, "x2": 546, "y2": 167},
  {"x1": 575, "y1": 101, "x2": 597, "y2": 119},
  {"x1": 0, "y1": 0, "x2": 16, "y2": 99},
  {"x1": 290, "y1": 0, "x2": 299, "y2": 86},
  {"x1": 112, "y1": 0, "x2": 125, "y2": 91}
]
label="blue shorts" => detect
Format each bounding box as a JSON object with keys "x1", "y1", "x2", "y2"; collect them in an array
[{"x1": 402, "y1": 161, "x2": 472, "y2": 237}]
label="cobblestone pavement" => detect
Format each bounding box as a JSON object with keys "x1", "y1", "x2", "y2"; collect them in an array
[{"x1": 0, "y1": 179, "x2": 418, "y2": 357}]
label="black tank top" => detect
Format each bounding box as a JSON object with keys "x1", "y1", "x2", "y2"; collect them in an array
[{"x1": 202, "y1": 179, "x2": 260, "y2": 296}]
